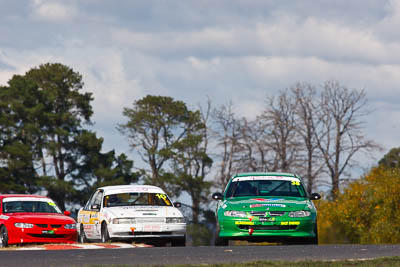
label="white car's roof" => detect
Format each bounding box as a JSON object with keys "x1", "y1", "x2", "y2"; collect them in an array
[{"x1": 99, "y1": 185, "x2": 166, "y2": 195}]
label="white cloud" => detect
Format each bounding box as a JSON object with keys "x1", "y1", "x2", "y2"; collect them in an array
[
  {"x1": 187, "y1": 56, "x2": 221, "y2": 72},
  {"x1": 2, "y1": 0, "x2": 400, "y2": 166},
  {"x1": 30, "y1": 0, "x2": 77, "y2": 22},
  {"x1": 111, "y1": 15, "x2": 400, "y2": 66},
  {"x1": 377, "y1": 0, "x2": 400, "y2": 41}
]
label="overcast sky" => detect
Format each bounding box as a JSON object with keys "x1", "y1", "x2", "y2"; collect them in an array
[{"x1": 1, "y1": 0, "x2": 400, "y2": 174}]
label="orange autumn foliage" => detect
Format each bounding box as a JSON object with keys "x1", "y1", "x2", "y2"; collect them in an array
[{"x1": 316, "y1": 167, "x2": 400, "y2": 244}]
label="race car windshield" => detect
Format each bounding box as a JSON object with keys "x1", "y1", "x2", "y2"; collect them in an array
[
  {"x1": 2, "y1": 200, "x2": 62, "y2": 214},
  {"x1": 104, "y1": 192, "x2": 172, "y2": 207},
  {"x1": 226, "y1": 179, "x2": 307, "y2": 198}
]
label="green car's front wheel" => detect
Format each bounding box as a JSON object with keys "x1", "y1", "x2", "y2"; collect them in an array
[
  {"x1": 311, "y1": 223, "x2": 318, "y2": 245},
  {"x1": 214, "y1": 223, "x2": 229, "y2": 246},
  {"x1": 297, "y1": 223, "x2": 319, "y2": 245}
]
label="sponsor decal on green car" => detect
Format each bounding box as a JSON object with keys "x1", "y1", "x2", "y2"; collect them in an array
[{"x1": 212, "y1": 172, "x2": 321, "y2": 246}]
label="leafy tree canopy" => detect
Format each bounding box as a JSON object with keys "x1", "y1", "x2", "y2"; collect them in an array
[
  {"x1": 378, "y1": 147, "x2": 400, "y2": 169},
  {"x1": 118, "y1": 95, "x2": 212, "y2": 222},
  {"x1": 0, "y1": 63, "x2": 140, "y2": 209}
]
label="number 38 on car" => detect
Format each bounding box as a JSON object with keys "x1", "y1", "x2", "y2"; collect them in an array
[{"x1": 77, "y1": 185, "x2": 186, "y2": 246}]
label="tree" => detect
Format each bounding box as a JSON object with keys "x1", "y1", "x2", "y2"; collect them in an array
[
  {"x1": 0, "y1": 75, "x2": 44, "y2": 193},
  {"x1": 65, "y1": 130, "x2": 141, "y2": 206},
  {"x1": 258, "y1": 90, "x2": 300, "y2": 172},
  {"x1": 236, "y1": 118, "x2": 270, "y2": 172},
  {"x1": 25, "y1": 63, "x2": 94, "y2": 209},
  {"x1": 211, "y1": 102, "x2": 242, "y2": 191},
  {"x1": 170, "y1": 101, "x2": 213, "y2": 223},
  {"x1": 211, "y1": 81, "x2": 378, "y2": 199},
  {"x1": 0, "y1": 63, "x2": 139, "y2": 209},
  {"x1": 118, "y1": 95, "x2": 212, "y2": 222},
  {"x1": 171, "y1": 130, "x2": 213, "y2": 223},
  {"x1": 313, "y1": 80, "x2": 379, "y2": 199},
  {"x1": 292, "y1": 83, "x2": 325, "y2": 194},
  {"x1": 118, "y1": 96, "x2": 200, "y2": 192},
  {"x1": 378, "y1": 147, "x2": 400, "y2": 169},
  {"x1": 316, "y1": 167, "x2": 400, "y2": 244}
]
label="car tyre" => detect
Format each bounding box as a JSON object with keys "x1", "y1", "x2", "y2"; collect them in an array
[
  {"x1": 0, "y1": 226, "x2": 8, "y2": 248},
  {"x1": 311, "y1": 223, "x2": 318, "y2": 245},
  {"x1": 79, "y1": 225, "x2": 88, "y2": 243},
  {"x1": 215, "y1": 236, "x2": 228, "y2": 246},
  {"x1": 214, "y1": 224, "x2": 228, "y2": 246},
  {"x1": 297, "y1": 223, "x2": 318, "y2": 245},
  {"x1": 171, "y1": 235, "x2": 186, "y2": 247},
  {"x1": 101, "y1": 223, "x2": 110, "y2": 243}
]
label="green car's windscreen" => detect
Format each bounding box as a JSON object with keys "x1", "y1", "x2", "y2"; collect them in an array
[
  {"x1": 104, "y1": 192, "x2": 172, "y2": 207},
  {"x1": 225, "y1": 179, "x2": 307, "y2": 198}
]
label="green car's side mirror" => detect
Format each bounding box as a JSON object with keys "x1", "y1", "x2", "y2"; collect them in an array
[
  {"x1": 310, "y1": 193, "x2": 321, "y2": 200},
  {"x1": 212, "y1": 192, "x2": 223, "y2": 200}
]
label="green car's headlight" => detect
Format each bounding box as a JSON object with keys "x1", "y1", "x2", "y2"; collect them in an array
[
  {"x1": 224, "y1": 210, "x2": 247, "y2": 218},
  {"x1": 288, "y1": 211, "x2": 311, "y2": 217},
  {"x1": 112, "y1": 218, "x2": 136, "y2": 224}
]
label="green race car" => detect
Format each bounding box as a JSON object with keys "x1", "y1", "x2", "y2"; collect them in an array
[{"x1": 212, "y1": 172, "x2": 321, "y2": 246}]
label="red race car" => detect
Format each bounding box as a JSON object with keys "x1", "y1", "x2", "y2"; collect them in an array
[{"x1": 0, "y1": 194, "x2": 77, "y2": 247}]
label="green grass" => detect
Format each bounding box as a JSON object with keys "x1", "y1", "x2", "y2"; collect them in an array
[{"x1": 84, "y1": 256, "x2": 400, "y2": 267}]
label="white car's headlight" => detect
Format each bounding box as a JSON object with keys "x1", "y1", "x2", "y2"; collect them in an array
[
  {"x1": 224, "y1": 211, "x2": 247, "y2": 217},
  {"x1": 14, "y1": 223, "x2": 34, "y2": 228},
  {"x1": 64, "y1": 223, "x2": 76, "y2": 229},
  {"x1": 112, "y1": 218, "x2": 136, "y2": 224},
  {"x1": 288, "y1": 211, "x2": 311, "y2": 217},
  {"x1": 166, "y1": 217, "x2": 185, "y2": 223}
]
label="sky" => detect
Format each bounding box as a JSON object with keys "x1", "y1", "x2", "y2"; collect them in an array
[{"x1": 1, "y1": 0, "x2": 400, "y2": 178}]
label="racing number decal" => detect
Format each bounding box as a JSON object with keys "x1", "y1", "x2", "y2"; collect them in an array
[
  {"x1": 156, "y1": 193, "x2": 171, "y2": 205},
  {"x1": 291, "y1": 180, "x2": 300, "y2": 186}
]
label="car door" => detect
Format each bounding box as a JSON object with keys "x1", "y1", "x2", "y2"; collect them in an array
[
  {"x1": 91, "y1": 190, "x2": 103, "y2": 239},
  {"x1": 79, "y1": 190, "x2": 103, "y2": 240}
]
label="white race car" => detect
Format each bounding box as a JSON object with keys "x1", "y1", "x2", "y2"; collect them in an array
[{"x1": 77, "y1": 185, "x2": 186, "y2": 246}]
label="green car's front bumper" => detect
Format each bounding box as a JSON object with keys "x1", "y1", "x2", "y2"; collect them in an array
[{"x1": 218, "y1": 216, "x2": 317, "y2": 243}]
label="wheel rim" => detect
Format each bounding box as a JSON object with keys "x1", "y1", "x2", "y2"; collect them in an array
[
  {"x1": 101, "y1": 226, "x2": 107, "y2": 243},
  {"x1": 79, "y1": 229, "x2": 85, "y2": 243},
  {"x1": 0, "y1": 229, "x2": 6, "y2": 247}
]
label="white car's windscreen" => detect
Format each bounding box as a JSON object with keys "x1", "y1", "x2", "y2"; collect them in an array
[{"x1": 104, "y1": 192, "x2": 172, "y2": 207}]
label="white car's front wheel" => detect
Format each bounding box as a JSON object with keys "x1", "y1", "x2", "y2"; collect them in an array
[
  {"x1": 101, "y1": 223, "x2": 110, "y2": 243},
  {"x1": 78, "y1": 225, "x2": 88, "y2": 243}
]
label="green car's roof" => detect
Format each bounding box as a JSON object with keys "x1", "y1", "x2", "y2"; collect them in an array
[{"x1": 233, "y1": 172, "x2": 298, "y2": 178}]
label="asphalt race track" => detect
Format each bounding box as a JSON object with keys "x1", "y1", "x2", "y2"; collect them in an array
[{"x1": 1, "y1": 244, "x2": 400, "y2": 267}]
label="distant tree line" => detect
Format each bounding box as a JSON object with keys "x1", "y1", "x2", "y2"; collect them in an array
[
  {"x1": 211, "y1": 82, "x2": 379, "y2": 199},
  {"x1": 0, "y1": 63, "x2": 380, "y2": 222}
]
